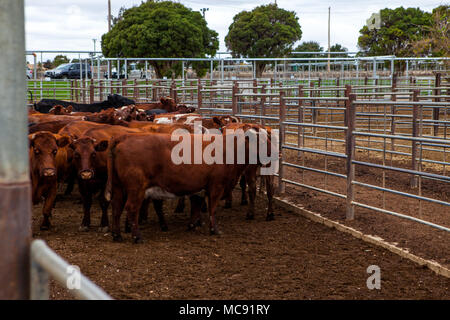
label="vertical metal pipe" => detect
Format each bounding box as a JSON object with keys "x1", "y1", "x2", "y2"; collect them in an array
[
  {"x1": 124, "y1": 59, "x2": 128, "y2": 79},
  {"x1": 97, "y1": 57, "x2": 100, "y2": 81},
  {"x1": 79, "y1": 54, "x2": 82, "y2": 81},
  {"x1": 210, "y1": 59, "x2": 213, "y2": 82},
  {"x1": 0, "y1": 0, "x2": 31, "y2": 300},
  {"x1": 345, "y1": 94, "x2": 356, "y2": 220},
  {"x1": 278, "y1": 90, "x2": 286, "y2": 194},
  {"x1": 411, "y1": 90, "x2": 419, "y2": 188},
  {"x1": 220, "y1": 59, "x2": 224, "y2": 84}
]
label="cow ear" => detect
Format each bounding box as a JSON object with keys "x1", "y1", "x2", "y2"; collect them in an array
[
  {"x1": 57, "y1": 135, "x2": 71, "y2": 148},
  {"x1": 212, "y1": 116, "x2": 223, "y2": 126},
  {"x1": 94, "y1": 140, "x2": 108, "y2": 152},
  {"x1": 29, "y1": 133, "x2": 36, "y2": 148}
]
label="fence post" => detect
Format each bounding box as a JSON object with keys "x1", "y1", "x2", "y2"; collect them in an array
[
  {"x1": 197, "y1": 80, "x2": 202, "y2": 112},
  {"x1": 231, "y1": 81, "x2": 237, "y2": 115},
  {"x1": 344, "y1": 85, "x2": 352, "y2": 125},
  {"x1": 345, "y1": 94, "x2": 356, "y2": 220},
  {"x1": 253, "y1": 78, "x2": 257, "y2": 102},
  {"x1": 30, "y1": 258, "x2": 49, "y2": 300},
  {"x1": 122, "y1": 79, "x2": 126, "y2": 97},
  {"x1": 99, "y1": 80, "x2": 103, "y2": 102},
  {"x1": 433, "y1": 73, "x2": 441, "y2": 136},
  {"x1": 133, "y1": 79, "x2": 138, "y2": 101},
  {"x1": 336, "y1": 76, "x2": 340, "y2": 98},
  {"x1": 152, "y1": 81, "x2": 157, "y2": 102},
  {"x1": 297, "y1": 85, "x2": 304, "y2": 156},
  {"x1": 391, "y1": 74, "x2": 397, "y2": 153},
  {"x1": 0, "y1": 0, "x2": 31, "y2": 299},
  {"x1": 260, "y1": 84, "x2": 266, "y2": 126},
  {"x1": 89, "y1": 83, "x2": 94, "y2": 103},
  {"x1": 278, "y1": 90, "x2": 286, "y2": 194},
  {"x1": 411, "y1": 90, "x2": 419, "y2": 188}
]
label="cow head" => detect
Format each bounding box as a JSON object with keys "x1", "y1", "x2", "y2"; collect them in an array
[
  {"x1": 69, "y1": 137, "x2": 108, "y2": 180},
  {"x1": 160, "y1": 97, "x2": 177, "y2": 112},
  {"x1": 29, "y1": 131, "x2": 71, "y2": 178},
  {"x1": 85, "y1": 108, "x2": 118, "y2": 124},
  {"x1": 48, "y1": 105, "x2": 72, "y2": 115},
  {"x1": 175, "y1": 104, "x2": 196, "y2": 114},
  {"x1": 116, "y1": 105, "x2": 138, "y2": 122}
]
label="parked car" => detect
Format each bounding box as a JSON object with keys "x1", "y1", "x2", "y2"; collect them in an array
[
  {"x1": 45, "y1": 63, "x2": 92, "y2": 79},
  {"x1": 26, "y1": 67, "x2": 33, "y2": 79},
  {"x1": 67, "y1": 63, "x2": 92, "y2": 79}
]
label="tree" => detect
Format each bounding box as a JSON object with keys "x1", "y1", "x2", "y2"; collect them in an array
[
  {"x1": 291, "y1": 41, "x2": 323, "y2": 58},
  {"x1": 329, "y1": 43, "x2": 348, "y2": 57},
  {"x1": 43, "y1": 59, "x2": 53, "y2": 69},
  {"x1": 357, "y1": 7, "x2": 432, "y2": 56},
  {"x1": 52, "y1": 55, "x2": 70, "y2": 67},
  {"x1": 101, "y1": 1, "x2": 219, "y2": 78},
  {"x1": 411, "y1": 5, "x2": 449, "y2": 58},
  {"x1": 225, "y1": 3, "x2": 302, "y2": 77}
]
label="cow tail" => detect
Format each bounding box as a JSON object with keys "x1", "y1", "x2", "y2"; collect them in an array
[{"x1": 105, "y1": 137, "x2": 118, "y2": 202}]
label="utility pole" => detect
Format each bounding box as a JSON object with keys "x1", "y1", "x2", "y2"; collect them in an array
[
  {"x1": 92, "y1": 39, "x2": 97, "y2": 53},
  {"x1": 0, "y1": 0, "x2": 31, "y2": 300},
  {"x1": 200, "y1": 8, "x2": 209, "y2": 19},
  {"x1": 327, "y1": 7, "x2": 331, "y2": 72},
  {"x1": 108, "y1": 0, "x2": 111, "y2": 32}
]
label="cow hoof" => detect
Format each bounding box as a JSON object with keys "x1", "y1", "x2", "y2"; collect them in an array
[
  {"x1": 266, "y1": 214, "x2": 275, "y2": 221},
  {"x1": 241, "y1": 199, "x2": 248, "y2": 206},
  {"x1": 40, "y1": 224, "x2": 50, "y2": 231},
  {"x1": 112, "y1": 234, "x2": 123, "y2": 242},
  {"x1": 98, "y1": 226, "x2": 109, "y2": 233},
  {"x1": 79, "y1": 225, "x2": 90, "y2": 232},
  {"x1": 210, "y1": 228, "x2": 222, "y2": 235},
  {"x1": 133, "y1": 237, "x2": 143, "y2": 244},
  {"x1": 246, "y1": 214, "x2": 255, "y2": 220}
]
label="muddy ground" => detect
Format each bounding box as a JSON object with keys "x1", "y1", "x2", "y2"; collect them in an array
[{"x1": 32, "y1": 188, "x2": 449, "y2": 300}]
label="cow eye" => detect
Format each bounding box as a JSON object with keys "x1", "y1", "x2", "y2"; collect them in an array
[
  {"x1": 34, "y1": 149, "x2": 40, "y2": 155},
  {"x1": 52, "y1": 149, "x2": 57, "y2": 155}
]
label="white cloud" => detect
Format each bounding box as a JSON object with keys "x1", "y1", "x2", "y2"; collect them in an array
[{"x1": 24, "y1": 0, "x2": 442, "y2": 62}]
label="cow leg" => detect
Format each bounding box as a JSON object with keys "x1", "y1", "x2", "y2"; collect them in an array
[
  {"x1": 124, "y1": 190, "x2": 145, "y2": 243},
  {"x1": 208, "y1": 188, "x2": 224, "y2": 235},
  {"x1": 111, "y1": 184, "x2": 125, "y2": 242},
  {"x1": 98, "y1": 192, "x2": 110, "y2": 232},
  {"x1": 64, "y1": 169, "x2": 76, "y2": 196},
  {"x1": 138, "y1": 198, "x2": 150, "y2": 225},
  {"x1": 265, "y1": 175, "x2": 275, "y2": 221},
  {"x1": 223, "y1": 191, "x2": 232, "y2": 209},
  {"x1": 79, "y1": 184, "x2": 92, "y2": 231},
  {"x1": 188, "y1": 195, "x2": 203, "y2": 230},
  {"x1": 245, "y1": 169, "x2": 257, "y2": 220},
  {"x1": 240, "y1": 175, "x2": 248, "y2": 205},
  {"x1": 40, "y1": 184, "x2": 57, "y2": 230},
  {"x1": 174, "y1": 196, "x2": 185, "y2": 213},
  {"x1": 152, "y1": 200, "x2": 168, "y2": 232}
]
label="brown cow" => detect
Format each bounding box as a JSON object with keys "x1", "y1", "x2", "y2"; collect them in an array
[
  {"x1": 29, "y1": 119, "x2": 75, "y2": 134},
  {"x1": 68, "y1": 137, "x2": 109, "y2": 231},
  {"x1": 29, "y1": 131, "x2": 71, "y2": 230},
  {"x1": 105, "y1": 125, "x2": 263, "y2": 243},
  {"x1": 136, "y1": 97, "x2": 178, "y2": 112},
  {"x1": 48, "y1": 105, "x2": 73, "y2": 115}
]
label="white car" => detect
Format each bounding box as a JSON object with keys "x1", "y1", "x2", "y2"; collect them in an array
[{"x1": 26, "y1": 67, "x2": 33, "y2": 79}]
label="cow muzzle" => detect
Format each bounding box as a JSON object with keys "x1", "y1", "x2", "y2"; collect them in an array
[
  {"x1": 42, "y1": 168, "x2": 56, "y2": 177},
  {"x1": 79, "y1": 170, "x2": 94, "y2": 180}
]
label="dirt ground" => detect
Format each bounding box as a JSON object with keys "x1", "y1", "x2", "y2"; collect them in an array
[{"x1": 32, "y1": 188, "x2": 450, "y2": 300}]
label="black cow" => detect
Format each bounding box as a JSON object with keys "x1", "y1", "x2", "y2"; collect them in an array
[{"x1": 34, "y1": 94, "x2": 135, "y2": 113}]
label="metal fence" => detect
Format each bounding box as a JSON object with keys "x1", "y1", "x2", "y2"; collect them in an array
[{"x1": 30, "y1": 240, "x2": 112, "y2": 300}]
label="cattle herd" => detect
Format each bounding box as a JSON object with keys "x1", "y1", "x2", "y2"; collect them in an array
[{"x1": 29, "y1": 95, "x2": 275, "y2": 243}]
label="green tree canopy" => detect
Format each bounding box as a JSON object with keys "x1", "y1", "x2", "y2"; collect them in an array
[
  {"x1": 52, "y1": 55, "x2": 70, "y2": 68},
  {"x1": 101, "y1": 1, "x2": 219, "y2": 78},
  {"x1": 329, "y1": 43, "x2": 349, "y2": 57},
  {"x1": 291, "y1": 41, "x2": 323, "y2": 58},
  {"x1": 225, "y1": 3, "x2": 302, "y2": 77},
  {"x1": 357, "y1": 7, "x2": 432, "y2": 56},
  {"x1": 411, "y1": 5, "x2": 449, "y2": 58}
]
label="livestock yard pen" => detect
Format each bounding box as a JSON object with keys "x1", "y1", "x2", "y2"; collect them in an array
[{"x1": 28, "y1": 72, "x2": 450, "y2": 299}]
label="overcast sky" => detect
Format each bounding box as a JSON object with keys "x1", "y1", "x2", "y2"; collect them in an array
[{"x1": 25, "y1": 0, "x2": 444, "y2": 61}]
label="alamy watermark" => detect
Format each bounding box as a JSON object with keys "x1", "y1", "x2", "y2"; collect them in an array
[
  {"x1": 170, "y1": 121, "x2": 279, "y2": 175},
  {"x1": 366, "y1": 265, "x2": 381, "y2": 290}
]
